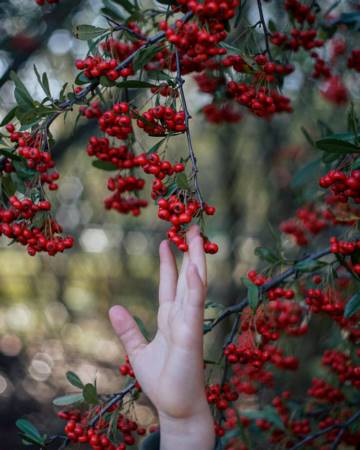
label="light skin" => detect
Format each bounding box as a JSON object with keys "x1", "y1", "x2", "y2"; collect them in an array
[{"x1": 109, "y1": 225, "x2": 215, "y2": 450}]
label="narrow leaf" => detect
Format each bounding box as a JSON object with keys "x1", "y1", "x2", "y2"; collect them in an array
[
  {"x1": 73, "y1": 25, "x2": 108, "y2": 41},
  {"x1": 53, "y1": 393, "x2": 84, "y2": 406},
  {"x1": 344, "y1": 291, "x2": 360, "y2": 318},
  {"x1": 66, "y1": 371, "x2": 84, "y2": 389},
  {"x1": 92, "y1": 160, "x2": 118, "y2": 171}
]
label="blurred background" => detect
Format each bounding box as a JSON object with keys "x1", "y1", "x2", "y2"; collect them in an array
[{"x1": 0, "y1": 0, "x2": 359, "y2": 447}]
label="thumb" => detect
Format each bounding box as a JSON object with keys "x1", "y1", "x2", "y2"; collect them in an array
[{"x1": 109, "y1": 305, "x2": 147, "y2": 357}]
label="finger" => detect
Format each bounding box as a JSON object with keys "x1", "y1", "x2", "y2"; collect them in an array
[
  {"x1": 159, "y1": 240, "x2": 178, "y2": 304},
  {"x1": 109, "y1": 305, "x2": 147, "y2": 356},
  {"x1": 176, "y1": 251, "x2": 189, "y2": 302},
  {"x1": 187, "y1": 228, "x2": 207, "y2": 287},
  {"x1": 184, "y1": 263, "x2": 206, "y2": 331}
]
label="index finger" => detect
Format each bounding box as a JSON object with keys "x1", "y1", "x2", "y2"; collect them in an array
[{"x1": 186, "y1": 225, "x2": 207, "y2": 287}]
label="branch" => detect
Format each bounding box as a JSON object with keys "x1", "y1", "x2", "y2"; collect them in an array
[
  {"x1": 205, "y1": 246, "x2": 332, "y2": 333},
  {"x1": 88, "y1": 382, "x2": 137, "y2": 427},
  {"x1": 288, "y1": 408, "x2": 360, "y2": 450},
  {"x1": 175, "y1": 49, "x2": 205, "y2": 208},
  {"x1": 256, "y1": 0, "x2": 273, "y2": 60}
]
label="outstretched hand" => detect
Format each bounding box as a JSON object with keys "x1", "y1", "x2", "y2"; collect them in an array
[{"x1": 109, "y1": 225, "x2": 215, "y2": 450}]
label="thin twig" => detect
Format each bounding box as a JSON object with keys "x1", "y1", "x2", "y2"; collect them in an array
[
  {"x1": 256, "y1": 0, "x2": 273, "y2": 60},
  {"x1": 288, "y1": 408, "x2": 360, "y2": 450},
  {"x1": 175, "y1": 49, "x2": 205, "y2": 208},
  {"x1": 89, "y1": 382, "x2": 137, "y2": 427},
  {"x1": 205, "y1": 247, "x2": 332, "y2": 333}
]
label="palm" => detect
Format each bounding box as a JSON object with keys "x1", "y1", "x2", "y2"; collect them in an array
[{"x1": 109, "y1": 226, "x2": 208, "y2": 419}]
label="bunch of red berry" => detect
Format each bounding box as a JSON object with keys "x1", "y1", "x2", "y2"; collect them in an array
[
  {"x1": 348, "y1": 49, "x2": 360, "y2": 72},
  {"x1": 136, "y1": 106, "x2": 186, "y2": 136}
]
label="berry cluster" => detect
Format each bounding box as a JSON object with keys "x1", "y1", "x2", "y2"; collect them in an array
[
  {"x1": 58, "y1": 408, "x2": 146, "y2": 449},
  {"x1": 284, "y1": 0, "x2": 316, "y2": 24},
  {"x1": 0, "y1": 197, "x2": 73, "y2": 256},
  {"x1": 320, "y1": 169, "x2": 360, "y2": 204},
  {"x1": 136, "y1": 106, "x2": 186, "y2": 136},
  {"x1": 202, "y1": 103, "x2": 242, "y2": 124},
  {"x1": 176, "y1": 0, "x2": 239, "y2": 22},
  {"x1": 98, "y1": 103, "x2": 133, "y2": 140},
  {"x1": 271, "y1": 29, "x2": 324, "y2": 52},
  {"x1": 160, "y1": 20, "x2": 227, "y2": 74},
  {"x1": 227, "y1": 82, "x2": 292, "y2": 118},
  {"x1": 320, "y1": 76, "x2": 348, "y2": 105},
  {"x1": 75, "y1": 57, "x2": 132, "y2": 82},
  {"x1": 280, "y1": 206, "x2": 329, "y2": 246},
  {"x1": 105, "y1": 175, "x2": 147, "y2": 216},
  {"x1": 35, "y1": 0, "x2": 58, "y2": 5}
]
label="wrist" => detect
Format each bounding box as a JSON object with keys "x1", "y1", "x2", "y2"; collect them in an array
[{"x1": 158, "y1": 406, "x2": 215, "y2": 450}]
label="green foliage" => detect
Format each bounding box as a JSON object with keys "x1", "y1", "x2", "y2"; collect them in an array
[
  {"x1": 73, "y1": 25, "x2": 108, "y2": 41},
  {"x1": 242, "y1": 277, "x2": 260, "y2": 311},
  {"x1": 344, "y1": 291, "x2": 360, "y2": 318},
  {"x1": 16, "y1": 419, "x2": 45, "y2": 446},
  {"x1": 66, "y1": 371, "x2": 84, "y2": 389}
]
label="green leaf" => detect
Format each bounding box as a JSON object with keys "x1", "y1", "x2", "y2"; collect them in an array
[
  {"x1": 0, "y1": 106, "x2": 18, "y2": 127},
  {"x1": 254, "y1": 246, "x2": 279, "y2": 264},
  {"x1": 13, "y1": 161, "x2": 37, "y2": 180},
  {"x1": 101, "y1": 2, "x2": 125, "y2": 22},
  {"x1": 111, "y1": 0, "x2": 136, "y2": 13},
  {"x1": 75, "y1": 72, "x2": 90, "y2": 86},
  {"x1": 147, "y1": 138, "x2": 166, "y2": 155},
  {"x1": 175, "y1": 172, "x2": 189, "y2": 190},
  {"x1": 344, "y1": 291, "x2": 360, "y2": 318},
  {"x1": 53, "y1": 393, "x2": 84, "y2": 406},
  {"x1": 295, "y1": 259, "x2": 327, "y2": 272},
  {"x1": 134, "y1": 316, "x2": 150, "y2": 341},
  {"x1": 242, "y1": 277, "x2": 259, "y2": 310},
  {"x1": 133, "y1": 45, "x2": 165, "y2": 72},
  {"x1": 242, "y1": 406, "x2": 285, "y2": 431},
  {"x1": 99, "y1": 76, "x2": 116, "y2": 87},
  {"x1": 2, "y1": 176, "x2": 16, "y2": 196},
  {"x1": 10, "y1": 71, "x2": 34, "y2": 108},
  {"x1": 116, "y1": 80, "x2": 156, "y2": 89},
  {"x1": 0, "y1": 148, "x2": 23, "y2": 161},
  {"x1": 268, "y1": 19, "x2": 277, "y2": 32},
  {"x1": 315, "y1": 138, "x2": 360, "y2": 154},
  {"x1": 66, "y1": 371, "x2": 84, "y2": 389},
  {"x1": 300, "y1": 126, "x2": 314, "y2": 147},
  {"x1": 92, "y1": 160, "x2": 118, "y2": 171},
  {"x1": 16, "y1": 419, "x2": 44, "y2": 445},
  {"x1": 73, "y1": 25, "x2": 108, "y2": 41},
  {"x1": 83, "y1": 383, "x2": 98, "y2": 404},
  {"x1": 154, "y1": 0, "x2": 176, "y2": 4}
]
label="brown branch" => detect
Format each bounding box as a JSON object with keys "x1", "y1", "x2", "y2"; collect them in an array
[
  {"x1": 175, "y1": 48, "x2": 205, "y2": 208},
  {"x1": 205, "y1": 246, "x2": 332, "y2": 333},
  {"x1": 256, "y1": 0, "x2": 273, "y2": 60},
  {"x1": 288, "y1": 408, "x2": 360, "y2": 450}
]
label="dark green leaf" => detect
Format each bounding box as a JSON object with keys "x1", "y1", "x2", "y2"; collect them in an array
[
  {"x1": 134, "y1": 316, "x2": 150, "y2": 341},
  {"x1": 73, "y1": 25, "x2": 108, "y2": 41},
  {"x1": 99, "y1": 76, "x2": 116, "y2": 87},
  {"x1": 175, "y1": 172, "x2": 189, "y2": 190},
  {"x1": 242, "y1": 277, "x2": 259, "y2": 310},
  {"x1": 75, "y1": 72, "x2": 90, "y2": 86},
  {"x1": 154, "y1": 0, "x2": 176, "y2": 4},
  {"x1": 53, "y1": 393, "x2": 84, "y2": 406},
  {"x1": 295, "y1": 259, "x2": 327, "y2": 272},
  {"x1": 133, "y1": 45, "x2": 165, "y2": 72},
  {"x1": 111, "y1": 0, "x2": 136, "y2": 13},
  {"x1": 315, "y1": 138, "x2": 360, "y2": 154},
  {"x1": 0, "y1": 106, "x2": 18, "y2": 127},
  {"x1": 66, "y1": 371, "x2": 84, "y2": 389},
  {"x1": 242, "y1": 406, "x2": 285, "y2": 431},
  {"x1": 92, "y1": 160, "x2": 118, "y2": 171},
  {"x1": 83, "y1": 383, "x2": 98, "y2": 404},
  {"x1": 101, "y1": 2, "x2": 125, "y2": 21},
  {"x1": 268, "y1": 19, "x2": 277, "y2": 32},
  {"x1": 13, "y1": 161, "x2": 37, "y2": 180},
  {"x1": 300, "y1": 126, "x2": 314, "y2": 147},
  {"x1": 10, "y1": 71, "x2": 34, "y2": 107},
  {"x1": 16, "y1": 419, "x2": 44, "y2": 445},
  {"x1": 344, "y1": 291, "x2": 360, "y2": 318},
  {"x1": 2, "y1": 176, "x2": 16, "y2": 196},
  {"x1": 254, "y1": 246, "x2": 279, "y2": 263},
  {"x1": 42, "y1": 72, "x2": 51, "y2": 98},
  {"x1": 147, "y1": 138, "x2": 166, "y2": 155},
  {"x1": 0, "y1": 148, "x2": 23, "y2": 161}
]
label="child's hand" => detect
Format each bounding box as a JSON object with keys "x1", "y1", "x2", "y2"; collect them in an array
[{"x1": 109, "y1": 225, "x2": 215, "y2": 450}]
